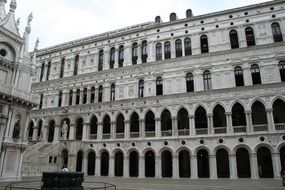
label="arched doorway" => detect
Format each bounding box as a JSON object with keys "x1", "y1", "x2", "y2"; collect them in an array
[
  {"x1": 197, "y1": 149, "x2": 209, "y2": 178},
  {"x1": 115, "y1": 151, "x2": 124, "y2": 177},
  {"x1": 62, "y1": 149, "x2": 68, "y2": 168},
  {"x1": 257, "y1": 147, "x2": 274, "y2": 178},
  {"x1": 76, "y1": 151, "x2": 83, "y2": 172},
  {"x1": 216, "y1": 149, "x2": 230, "y2": 178},
  {"x1": 179, "y1": 150, "x2": 190, "y2": 178},
  {"x1": 177, "y1": 108, "x2": 189, "y2": 136},
  {"x1": 161, "y1": 150, "x2": 172, "y2": 178},
  {"x1": 75, "y1": 118, "x2": 83, "y2": 140},
  {"x1": 87, "y1": 151, "x2": 95, "y2": 176},
  {"x1": 236, "y1": 148, "x2": 251, "y2": 178},
  {"x1": 161, "y1": 110, "x2": 172, "y2": 136},
  {"x1": 145, "y1": 150, "x2": 155, "y2": 177},
  {"x1": 48, "y1": 120, "x2": 55, "y2": 142},
  {"x1": 129, "y1": 151, "x2": 139, "y2": 177},
  {"x1": 195, "y1": 106, "x2": 208, "y2": 134},
  {"x1": 101, "y1": 151, "x2": 109, "y2": 176},
  {"x1": 280, "y1": 146, "x2": 285, "y2": 169}
]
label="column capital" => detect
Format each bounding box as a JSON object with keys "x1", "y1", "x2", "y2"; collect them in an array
[
  {"x1": 266, "y1": 108, "x2": 273, "y2": 112},
  {"x1": 155, "y1": 117, "x2": 161, "y2": 121},
  {"x1": 244, "y1": 110, "x2": 252, "y2": 114},
  {"x1": 225, "y1": 112, "x2": 232, "y2": 116},
  {"x1": 189, "y1": 115, "x2": 195, "y2": 119},
  {"x1": 83, "y1": 122, "x2": 90, "y2": 125},
  {"x1": 110, "y1": 121, "x2": 116, "y2": 124},
  {"x1": 171, "y1": 116, "x2": 177, "y2": 120},
  {"x1": 206, "y1": 113, "x2": 213, "y2": 117},
  {"x1": 139, "y1": 119, "x2": 145, "y2": 122},
  {"x1": 97, "y1": 122, "x2": 103, "y2": 125},
  {"x1": 124, "y1": 120, "x2": 130, "y2": 123}
]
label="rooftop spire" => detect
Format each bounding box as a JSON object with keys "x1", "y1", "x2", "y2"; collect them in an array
[
  {"x1": 0, "y1": 0, "x2": 7, "y2": 19},
  {"x1": 9, "y1": 0, "x2": 16, "y2": 12}
]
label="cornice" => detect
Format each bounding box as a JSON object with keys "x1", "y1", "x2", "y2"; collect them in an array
[{"x1": 0, "y1": 25, "x2": 24, "y2": 44}]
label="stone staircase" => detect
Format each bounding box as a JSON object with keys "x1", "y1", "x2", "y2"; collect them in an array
[{"x1": 22, "y1": 142, "x2": 64, "y2": 177}]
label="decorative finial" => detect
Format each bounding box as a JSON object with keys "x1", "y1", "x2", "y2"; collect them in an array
[
  {"x1": 34, "y1": 38, "x2": 39, "y2": 51},
  {"x1": 16, "y1": 18, "x2": 20, "y2": 29},
  {"x1": 27, "y1": 12, "x2": 33, "y2": 25},
  {"x1": 0, "y1": 0, "x2": 7, "y2": 5},
  {"x1": 9, "y1": 0, "x2": 16, "y2": 12}
]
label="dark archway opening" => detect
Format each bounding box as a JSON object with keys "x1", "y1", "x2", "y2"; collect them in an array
[
  {"x1": 129, "y1": 151, "x2": 139, "y2": 177},
  {"x1": 161, "y1": 150, "x2": 172, "y2": 178},
  {"x1": 257, "y1": 147, "x2": 274, "y2": 178},
  {"x1": 145, "y1": 111, "x2": 155, "y2": 137},
  {"x1": 197, "y1": 149, "x2": 209, "y2": 178},
  {"x1": 177, "y1": 108, "x2": 189, "y2": 136},
  {"x1": 115, "y1": 151, "x2": 124, "y2": 177},
  {"x1": 87, "y1": 151, "x2": 95, "y2": 176},
  {"x1": 145, "y1": 150, "x2": 155, "y2": 177},
  {"x1": 76, "y1": 151, "x2": 83, "y2": 172},
  {"x1": 179, "y1": 150, "x2": 190, "y2": 178},
  {"x1": 62, "y1": 149, "x2": 68, "y2": 167},
  {"x1": 216, "y1": 149, "x2": 230, "y2": 178},
  {"x1": 101, "y1": 152, "x2": 109, "y2": 176},
  {"x1": 48, "y1": 120, "x2": 55, "y2": 142},
  {"x1": 280, "y1": 146, "x2": 285, "y2": 169},
  {"x1": 76, "y1": 118, "x2": 83, "y2": 140},
  {"x1": 236, "y1": 148, "x2": 251, "y2": 178}
]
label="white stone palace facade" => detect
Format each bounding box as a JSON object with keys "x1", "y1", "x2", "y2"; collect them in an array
[
  {"x1": 24, "y1": 0, "x2": 285, "y2": 180},
  {"x1": 0, "y1": 0, "x2": 38, "y2": 181}
]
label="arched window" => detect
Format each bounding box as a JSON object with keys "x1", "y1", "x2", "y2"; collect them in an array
[
  {"x1": 175, "y1": 39, "x2": 182, "y2": 57},
  {"x1": 69, "y1": 90, "x2": 73, "y2": 106},
  {"x1": 200, "y1": 35, "x2": 209, "y2": 53},
  {"x1": 245, "y1": 27, "x2": 255, "y2": 46},
  {"x1": 116, "y1": 114, "x2": 124, "y2": 139},
  {"x1": 60, "y1": 58, "x2": 65, "y2": 78},
  {"x1": 177, "y1": 108, "x2": 189, "y2": 136},
  {"x1": 138, "y1": 79, "x2": 144, "y2": 98},
  {"x1": 164, "y1": 41, "x2": 171, "y2": 59},
  {"x1": 90, "y1": 86, "x2": 95, "y2": 103},
  {"x1": 110, "y1": 47, "x2": 115, "y2": 69},
  {"x1": 251, "y1": 64, "x2": 261, "y2": 85},
  {"x1": 234, "y1": 66, "x2": 244, "y2": 86},
  {"x1": 28, "y1": 121, "x2": 34, "y2": 141},
  {"x1": 74, "y1": 55, "x2": 79, "y2": 75},
  {"x1": 132, "y1": 42, "x2": 138, "y2": 65},
  {"x1": 98, "y1": 50, "x2": 103, "y2": 71},
  {"x1": 76, "y1": 89, "x2": 80, "y2": 105},
  {"x1": 142, "y1": 40, "x2": 148, "y2": 63},
  {"x1": 156, "y1": 43, "x2": 162, "y2": 61},
  {"x1": 145, "y1": 111, "x2": 155, "y2": 137},
  {"x1": 110, "y1": 84, "x2": 115, "y2": 101},
  {"x1": 161, "y1": 110, "x2": 172, "y2": 136},
  {"x1": 98, "y1": 85, "x2": 103, "y2": 102},
  {"x1": 83, "y1": 87, "x2": 87, "y2": 104},
  {"x1": 184, "y1": 38, "x2": 192, "y2": 56},
  {"x1": 156, "y1": 77, "x2": 163, "y2": 95},
  {"x1": 46, "y1": 61, "x2": 51, "y2": 81},
  {"x1": 186, "y1": 72, "x2": 194, "y2": 92},
  {"x1": 58, "y1": 91, "x2": 62, "y2": 107},
  {"x1": 203, "y1": 70, "x2": 212, "y2": 90},
  {"x1": 271, "y1": 22, "x2": 283, "y2": 42},
  {"x1": 118, "y1": 45, "x2": 124, "y2": 67},
  {"x1": 40, "y1": 62, "x2": 45, "y2": 82},
  {"x1": 230, "y1": 30, "x2": 239, "y2": 49},
  {"x1": 130, "y1": 112, "x2": 139, "y2": 138},
  {"x1": 103, "y1": 115, "x2": 111, "y2": 139},
  {"x1": 75, "y1": 118, "x2": 83, "y2": 140},
  {"x1": 279, "y1": 61, "x2": 285, "y2": 81},
  {"x1": 90, "y1": 116, "x2": 97, "y2": 139},
  {"x1": 39, "y1": 94, "x2": 43, "y2": 109}
]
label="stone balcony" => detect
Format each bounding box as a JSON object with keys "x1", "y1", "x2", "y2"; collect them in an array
[{"x1": 0, "y1": 82, "x2": 39, "y2": 105}]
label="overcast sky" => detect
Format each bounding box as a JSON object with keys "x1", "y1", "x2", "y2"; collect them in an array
[{"x1": 11, "y1": 0, "x2": 270, "y2": 51}]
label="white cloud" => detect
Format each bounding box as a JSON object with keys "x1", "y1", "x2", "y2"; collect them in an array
[{"x1": 11, "y1": 0, "x2": 270, "y2": 50}]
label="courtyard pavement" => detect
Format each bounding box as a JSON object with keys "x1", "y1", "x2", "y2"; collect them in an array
[{"x1": 0, "y1": 176, "x2": 284, "y2": 190}]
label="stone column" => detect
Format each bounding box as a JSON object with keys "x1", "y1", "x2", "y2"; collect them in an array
[
  {"x1": 42, "y1": 125, "x2": 48, "y2": 143},
  {"x1": 82, "y1": 122, "x2": 88, "y2": 141},
  {"x1": 229, "y1": 153, "x2": 237, "y2": 179},
  {"x1": 139, "y1": 119, "x2": 145, "y2": 139},
  {"x1": 209, "y1": 154, "x2": 217, "y2": 179},
  {"x1": 124, "y1": 120, "x2": 130, "y2": 139},
  {"x1": 207, "y1": 113, "x2": 213, "y2": 134},
  {"x1": 103, "y1": 48, "x2": 110, "y2": 70},
  {"x1": 69, "y1": 123, "x2": 75, "y2": 140},
  {"x1": 189, "y1": 115, "x2": 196, "y2": 136},
  {"x1": 171, "y1": 116, "x2": 178, "y2": 137},
  {"x1": 32, "y1": 125, "x2": 39, "y2": 141},
  {"x1": 272, "y1": 152, "x2": 281, "y2": 179},
  {"x1": 190, "y1": 155, "x2": 198, "y2": 179},
  {"x1": 173, "y1": 156, "x2": 179, "y2": 179},
  {"x1": 53, "y1": 125, "x2": 60, "y2": 143},
  {"x1": 95, "y1": 156, "x2": 101, "y2": 176},
  {"x1": 139, "y1": 156, "x2": 144, "y2": 178},
  {"x1": 182, "y1": 38, "x2": 185, "y2": 56},
  {"x1": 137, "y1": 43, "x2": 142, "y2": 64},
  {"x1": 62, "y1": 90, "x2": 69, "y2": 107},
  {"x1": 125, "y1": 44, "x2": 132, "y2": 66},
  {"x1": 266, "y1": 108, "x2": 275, "y2": 132},
  {"x1": 123, "y1": 156, "x2": 129, "y2": 178},
  {"x1": 79, "y1": 88, "x2": 84, "y2": 105},
  {"x1": 245, "y1": 110, "x2": 253, "y2": 132},
  {"x1": 111, "y1": 121, "x2": 116, "y2": 139},
  {"x1": 250, "y1": 153, "x2": 259, "y2": 179},
  {"x1": 86, "y1": 86, "x2": 91, "y2": 104},
  {"x1": 109, "y1": 156, "x2": 114, "y2": 177},
  {"x1": 97, "y1": 122, "x2": 103, "y2": 140},
  {"x1": 155, "y1": 117, "x2": 161, "y2": 138},
  {"x1": 170, "y1": 40, "x2": 175, "y2": 58},
  {"x1": 83, "y1": 155, "x2": 88, "y2": 174},
  {"x1": 114, "y1": 48, "x2": 119, "y2": 68},
  {"x1": 155, "y1": 156, "x2": 161, "y2": 178},
  {"x1": 226, "y1": 112, "x2": 233, "y2": 134},
  {"x1": 161, "y1": 43, "x2": 165, "y2": 60},
  {"x1": 72, "y1": 89, "x2": 76, "y2": 105}
]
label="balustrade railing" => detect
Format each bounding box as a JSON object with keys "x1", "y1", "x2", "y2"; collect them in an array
[
  {"x1": 214, "y1": 127, "x2": 227, "y2": 134},
  {"x1": 196, "y1": 128, "x2": 208, "y2": 135},
  {"x1": 233, "y1": 125, "x2": 247, "y2": 133},
  {"x1": 102, "y1": 134, "x2": 110, "y2": 139},
  {"x1": 161, "y1": 130, "x2": 172, "y2": 137},
  {"x1": 145, "y1": 131, "x2": 155, "y2": 137},
  {"x1": 116, "y1": 133, "x2": 124, "y2": 139},
  {"x1": 275, "y1": 123, "x2": 285, "y2": 130},
  {"x1": 178, "y1": 129, "x2": 189, "y2": 136},
  {"x1": 130, "y1": 132, "x2": 139, "y2": 138},
  {"x1": 89, "y1": 134, "x2": 97, "y2": 139},
  {"x1": 253, "y1": 124, "x2": 268, "y2": 132}
]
